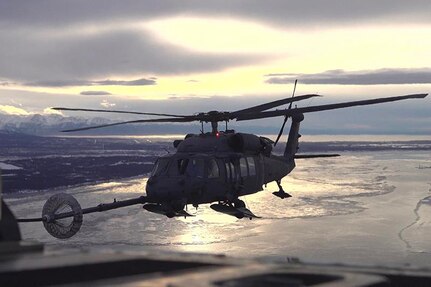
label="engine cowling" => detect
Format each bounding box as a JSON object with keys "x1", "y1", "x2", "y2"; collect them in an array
[{"x1": 228, "y1": 133, "x2": 263, "y2": 153}]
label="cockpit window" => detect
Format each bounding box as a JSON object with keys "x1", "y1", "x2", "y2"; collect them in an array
[
  {"x1": 185, "y1": 158, "x2": 204, "y2": 178},
  {"x1": 168, "y1": 158, "x2": 189, "y2": 176},
  {"x1": 151, "y1": 158, "x2": 169, "y2": 176},
  {"x1": 178, "y1": 159, "x2": 189, "y2": 175},
  {"x1": 207, "y1": 159, "x2": 220, "y2": 178},
  {"x1": 247, "y1": 156, "x2": 256, "y2": 176}
]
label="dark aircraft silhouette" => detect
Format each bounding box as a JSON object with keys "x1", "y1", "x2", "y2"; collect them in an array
[{"x1": 17, "y1": 91, "x2": 428, "y2": 239}]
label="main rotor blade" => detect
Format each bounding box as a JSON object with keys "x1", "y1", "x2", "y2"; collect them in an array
[
  {"x1": 231, "y1": 94, "x2": 321, "y2": 116},
  {"x1": 274, "y1": 79, "x2": 298, "y2": 146},
  {"x1": 52, "y1": 107, "x2": 188, "y2": 118},
  {"x1": 274, "y1": 116, "x2": 288, "y2": 146},
  {"x1": 236, "y1": 93, "x2": 428, "y2": 121},
  {"x1": 61, "y1": 117, "x2": 198, "y2": 132}
]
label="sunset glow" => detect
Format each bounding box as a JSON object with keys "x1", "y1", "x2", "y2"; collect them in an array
[{"x1": 0, "y1": 1, "x2": 429, "y2": 133}]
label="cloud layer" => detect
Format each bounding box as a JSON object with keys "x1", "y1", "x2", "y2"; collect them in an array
[
  {"x1": 1, "y1": 1, "x2": 430, "y2": 86},
  {"x1": 80, "y1": 91, "x2": 112, "y2": 96},
  {"x1": 266, "y1": 68, "x2": 431, "y2": 85},
  {"x1": 0, "y1": 27, "x2": 259, "y2": 84},
  {"x1": 26, "y1": 78, "x2": 156, "y2": 87},
  {"x1": 1, "y1": 1, "x2": 430, "y2": 28},
  {"x1": 0, "y1": 1, "x2": 430, "y2": 135}
]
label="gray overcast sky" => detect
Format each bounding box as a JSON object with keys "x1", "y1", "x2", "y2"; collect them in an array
[{"x1": 0, "y1": 1, "x2": 430, "y2": 134}]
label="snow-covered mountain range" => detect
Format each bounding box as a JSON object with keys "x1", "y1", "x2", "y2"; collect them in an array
[
  {"x1": 0, "y1": 113, "x2": 201, "y2": 135},
  {"x1": 0, "y1": 113, "x2": 111, "y2": 135}
]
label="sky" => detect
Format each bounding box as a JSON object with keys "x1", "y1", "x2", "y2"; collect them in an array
[{"x1": 0, "y1": 1, "x2": 430, "y2": 134}]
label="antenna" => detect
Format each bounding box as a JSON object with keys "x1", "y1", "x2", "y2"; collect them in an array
[{"x1": 288, "y1": 79, "x2": 298, "y2": 109}]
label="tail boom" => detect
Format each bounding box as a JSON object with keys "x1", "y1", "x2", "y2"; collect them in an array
[{"x1": 284, "y1": 113, "x2": 304, "y2": 160}]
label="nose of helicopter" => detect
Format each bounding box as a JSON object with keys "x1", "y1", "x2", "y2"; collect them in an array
[{"x1": 146, "y1": 176, "x2": 185, "y2": 202}]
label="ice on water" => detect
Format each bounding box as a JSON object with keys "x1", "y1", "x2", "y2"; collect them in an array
[{"x1": 5, "y1": 150, "x2": 431, "y2": 268}]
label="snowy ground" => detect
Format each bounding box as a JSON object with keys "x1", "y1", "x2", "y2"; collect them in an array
[{"x1": 5, "y1": 151, "x2": 431, "y2": 269}]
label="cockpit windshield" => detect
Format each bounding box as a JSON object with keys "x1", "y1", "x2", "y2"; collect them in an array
[
  {"x1": 150, "y1": 158, "x2": 170, "y2": 176},
  {"x1": 167, "y1": 158, "x2": 189, "y2": 176}
]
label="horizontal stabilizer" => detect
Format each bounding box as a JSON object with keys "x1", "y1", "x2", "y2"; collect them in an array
[{"x1": 295, "y1": 154, "x2": 340, "y2": 159}]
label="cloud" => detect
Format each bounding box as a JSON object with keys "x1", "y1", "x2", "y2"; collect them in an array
[
  {"x1": 265, "y1": 68, "x2": 431, "y2": 85},
  {"x1": 96, "y1": 79, "x2": 155, "y2": 86},
  {"x1": 1, "y1": 1, "x2": 430, "y2": 29},
  {"x1": 25, "y1": 80, "x2": 89, "y2": 87},
  {"x1": 0, "y1": 105, "x2": 32, "y2": 116},
  {"x1": 25, "y1": 77, "x2": 156, "y2": 87},
  {"x1": 1, "y1": 1, "x2": 429, "y2": 87},
  {"x1": 80, "y1": 91, "x2": 112, "y2": 95},
  {"x1": 0, "y1": 27, "x2": 262, "y2": 84}
]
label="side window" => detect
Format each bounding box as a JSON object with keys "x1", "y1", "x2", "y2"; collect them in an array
[
  {"x1": 239, "y1": 157, "x2": 248, "y2": 178},
  {"x1": 207, "y1": 159, "x2": 220, "y2": 178},
  {"x1": 230, "y1": 162, "x2": 236, "y2": 181},
  {"x1": 186, "y1": 159, "x2": 204, "y2": 178},
  {"x1": 225, "y1": 162, "x2": 231, "y2": 181},
  {"x1": 247, "y1": 157, "x2": 256, "y2": 176}
]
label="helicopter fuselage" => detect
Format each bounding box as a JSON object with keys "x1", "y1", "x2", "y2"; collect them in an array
[{"x1": 145, "y1": 131, "x2": 295, "y2": 210}]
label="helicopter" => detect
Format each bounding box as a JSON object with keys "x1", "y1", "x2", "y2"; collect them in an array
[{"x1": 16, "y1": 89, "x2": 427, "y2": 239}]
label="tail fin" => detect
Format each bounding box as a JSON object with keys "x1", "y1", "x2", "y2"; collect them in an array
[{"x1": 284, "y1": 113, "x2": 304, "y2": 160}]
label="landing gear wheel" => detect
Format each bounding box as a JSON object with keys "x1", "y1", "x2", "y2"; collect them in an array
[
  {"x1": 42, "y1": 193, "x2": 83, "y2": 239},
  {"x1": 273, "y1": 180, "x2": 292, "y2": 199}
]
